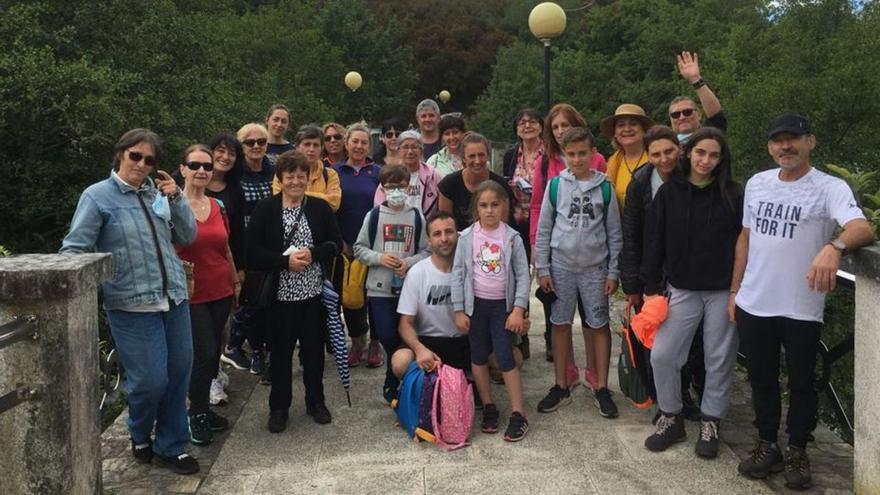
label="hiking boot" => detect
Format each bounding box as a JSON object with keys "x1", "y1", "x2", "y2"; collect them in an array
[
  {"x1": 584, "y1": 368, "x2": 599, "y2": 393},
  {"x1": 131, "y1": 439, "x2": 153, "y2": 463},
  {"x1": 737, "y1": 440, "x2": 784, "y2": 479},
  {"x1": 250, "y1": 349, "x2": 266, "y2": 375},
  {"x1": 307, "y1": 402, "x2": 332, "y2": 425},
  {"x1": 537, "y1": 385, "x2": 572, "y2": 413},
  {"x1": 566, "y1": 364, "x2": 581, "y2": 390},
  {"x1": 594, "y1": 388, "x2": 619, "y2": 418},
  {"x1": 784, "y1": 446, "x2": 812, "y2": 490},
  {"x1": 153, "y1": 453, "x2": 200, "y2": 475},
  {"x1": 221, "y1": 346, "x2": 249, "y2": 370},
  {"x1": 695, "y1": 418, "x2": 720, "y2": 458},
  {"x1": 681, "y1": 388, "x2": 701, "y2": 421},
  {"x1": 348, "y1": 341, "x2": 366, "y2": 367},
  {"x1": 206, "y1": 409, "x2": 229, "y2": 432},
  {"x1": 268, "y1": 410, "x2": 288, "y2": 433},
  {"x1": 366, "y1": 339, "x2": 384, "y2": 368},
  {"x1": 503, "y1": 412, "x2": 529, "y2": 442},
  {"x1": 188, "y1": 412, "x2": 213, "y2": 445},
  {"x1": 645, "y1": 412, "x2": 686, "y2": 451},
  {"x1": 210, "y1": 379, "x2": 228, "y2": 406},
  {"x1": 481, "y1": 403, "x2": 500, "y2": 433}
]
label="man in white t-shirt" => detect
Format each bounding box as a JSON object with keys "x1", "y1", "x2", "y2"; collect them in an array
[
  {"x1": 391, "y1": 211, "x2": 471, "y2": 376},
  {"x1": 731, "y1": 114, "x2": 874, "y2": 490}
]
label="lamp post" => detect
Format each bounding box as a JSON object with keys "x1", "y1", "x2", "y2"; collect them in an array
[{"x1": 529, "y1": 2, "x2": 567, "y2": 113}]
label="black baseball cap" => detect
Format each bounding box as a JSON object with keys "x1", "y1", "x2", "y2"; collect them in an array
[{"x1": 767, "y1": 114, "x2": 811, "y2": 139}]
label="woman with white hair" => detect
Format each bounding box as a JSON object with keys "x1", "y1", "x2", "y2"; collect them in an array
[{"x1": 374, "y1": 129, "x2": 443, "y2": 217}]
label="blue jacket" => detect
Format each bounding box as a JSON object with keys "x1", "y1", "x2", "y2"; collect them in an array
[
  {"x1": 451, "y1": 223, "x2": 530, "y2": 316},
  {"x1": 60, "y1": 171, "x2": 197, "y2": 310}
]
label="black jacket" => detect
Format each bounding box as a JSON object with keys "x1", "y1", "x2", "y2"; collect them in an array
[
  {"x1": 247, "y1": 194, "x2": 342, "y2": 276},
  {"x1": 641, "y1": 174, "x2": 743, "y2": 295},
  {"x1": 501, "y1": 144, "x2": 519, "y2": 179},
  {"x1": 621, "y1": 163, "x2": 658, "y2": 295}
]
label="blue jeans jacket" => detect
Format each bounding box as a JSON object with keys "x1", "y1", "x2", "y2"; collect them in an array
[{"x1": 61, "y1": 171, "x2": 196, "y2": 310}]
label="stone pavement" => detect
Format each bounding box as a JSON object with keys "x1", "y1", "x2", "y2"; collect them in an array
[{"x1": 102, "y1": 295, "x2": 854, "y2": 494}]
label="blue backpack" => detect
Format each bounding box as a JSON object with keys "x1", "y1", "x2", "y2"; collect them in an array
[{"x1": 393, "y1": 361, "x2": 437, "y2": 443}]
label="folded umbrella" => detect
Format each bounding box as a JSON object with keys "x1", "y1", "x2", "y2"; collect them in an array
[{"x1": 321, "y1": 279, "x2": 352, "y2": 406}]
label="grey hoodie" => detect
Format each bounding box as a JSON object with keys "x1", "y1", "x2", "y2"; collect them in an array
[
  {"x1": 534, "y1": 169, "x2": 622, "y2": 279},
  {"x1": 354, "y1": 204, "x2": 429, "y2": 297}
]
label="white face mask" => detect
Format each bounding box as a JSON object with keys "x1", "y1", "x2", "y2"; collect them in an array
[{"x1": 387, "y1": 188, "x2": 408, "y2": 207}]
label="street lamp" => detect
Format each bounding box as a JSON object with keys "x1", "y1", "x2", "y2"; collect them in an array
[{"x1": 529, "y1": 2, "x2": 567, "y2": 113}]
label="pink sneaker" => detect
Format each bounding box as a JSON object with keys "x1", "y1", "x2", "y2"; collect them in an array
[
  {"x1": 584, "y1": 368, "x2": 599, "y2": 392},
  {"x1": 347, "y1": 342, "x2": 366, "y2": 367},
  {"x1": 366, "y1": 339, "x2": 384, "y2": 368},
  {"x1": 566, "y1": 365, "x2": 581, "y2": 390}
]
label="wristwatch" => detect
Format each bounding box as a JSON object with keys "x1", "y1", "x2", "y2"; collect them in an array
[
  {"x1": 691, "y1": 78, "x2": 706, "y2": 89},
  {"x1": 829, "y1": 239, "x2": 847, "y2": 255}
]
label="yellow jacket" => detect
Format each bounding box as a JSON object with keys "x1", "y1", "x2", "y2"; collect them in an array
[{"x1": 272, "y1": 160, "x2": 342, "y2": 211}]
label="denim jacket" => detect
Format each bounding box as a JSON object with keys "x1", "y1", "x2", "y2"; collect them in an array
[
  {"x1": 451, "y1": 223, "x2": 530, "y2": 316},
  {"x1": 60, "y1": 171, "x2": 197, "y2": 310}
]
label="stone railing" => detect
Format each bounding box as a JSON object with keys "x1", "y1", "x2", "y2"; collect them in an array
[
  {"x1": 841, "y1": 244, "x2": 880, "y2": 494},
  {"x1": 0, "y1": 254, "x2": 111, "y2": 495}
]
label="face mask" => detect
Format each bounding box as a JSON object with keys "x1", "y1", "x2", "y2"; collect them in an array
[
  {"x1": 152, "y1": 194, "x2": 171, "y2": 222},
  {"x1": 387, "y1": 189, "x2": 407, "y2": 207},
  {"x1": 677, "y1": 132, "x2": 693, "y2": 144}
]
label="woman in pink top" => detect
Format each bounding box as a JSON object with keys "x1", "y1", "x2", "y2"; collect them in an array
[{"x1": 529, "y1": 103, "x2": 606, "y2": 390}]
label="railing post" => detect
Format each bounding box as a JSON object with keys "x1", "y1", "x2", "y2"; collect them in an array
[
  {"x1": 842, "y1": 244, "x2": 880, "y2": 494},
  {"x1": 0, "y1": 254, "x2": 112, "y2": 495}
]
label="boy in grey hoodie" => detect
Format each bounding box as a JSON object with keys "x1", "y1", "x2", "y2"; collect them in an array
[
  {"x1": 534, "y1": 127, "x2": 623, "y2": 418},
  {"x1": 354, "y1": 165, "x2": 429, "y2": 401}
]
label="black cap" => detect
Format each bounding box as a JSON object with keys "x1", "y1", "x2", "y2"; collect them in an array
[{"x1": 767, "y1": 114, "x2": 811, "y2": 139}]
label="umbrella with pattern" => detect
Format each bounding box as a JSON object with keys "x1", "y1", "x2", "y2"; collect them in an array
[{"x1": 321, "y1": 279, "x2": 352, "y2": 406}]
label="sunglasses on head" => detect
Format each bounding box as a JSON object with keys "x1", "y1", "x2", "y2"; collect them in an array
[
  {"x1": 186, "y1": 161, "x2": 214, "y2": 172},
  {"x1": 242, "y1": 138, "x2": 267, "y2": 147},
  {"x1": 669, "y1": 108, "x2": 696, "y2": 119},
  {"x1": 325, "y1": 134, "x2": 343, "y2": 141},
  {"x1": 384, "y1": 131, "x2": 398, "y2": 139},
  {"x1": 127, "y1": 151, "x2": 157, "y2": 167}
]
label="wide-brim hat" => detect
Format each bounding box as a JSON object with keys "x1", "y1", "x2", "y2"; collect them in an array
[{"x1": 600, "y1": 104, "x2": 654, "y2": 139}]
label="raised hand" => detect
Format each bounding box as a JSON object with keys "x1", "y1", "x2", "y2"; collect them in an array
[{"x1": 676, "y1": 51, "x2": 702, "y2": 84}]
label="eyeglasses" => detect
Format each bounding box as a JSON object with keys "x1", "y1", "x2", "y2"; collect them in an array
[
  {"x1": 186, "y1": 161, "x2": 214, "y2": 172},
  {"x1": 325, "y1": 134, "x2": 343, "y2": 141},
  {"x1": 517, "y1": 119, "x2": 540, "y2": 127},
  {"x1": 384, "y1": 131, "x2": 399, "y2": 139},
  {"x1": 241, "y1": 138, "x2": 267, "y2": 147},
  {"x1": 127, "y1": 151, "x2": 157, "y2": 167},
  {"x1": 669, "y1": 108, "x2": 696, "y2": 119}
]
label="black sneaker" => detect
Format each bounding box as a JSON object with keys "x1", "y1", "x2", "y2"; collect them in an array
[
  {"x1": 206, "y1": 409, "x2": 229, "y2": 432},
  {"x1": 594, "y1": 388, "x2": 619, "y2": 418},
  {"x1": 695, "y1": 418, "x2": 720, "y2": 458},
  {"x1": 784, "y1": 445, "x2": 812, "y2": 490},
  {"x1": 250, "y1": 350, "x2": 266, "y2": 375},
  {"x1": 153, "y1": 453, "x2": 200, "y2": 475},
  {"x1": 220, "y1": 346, "x2": 249, "y2": 370},
  {"x1": 306, "y1": 402, "x2": 332, "y2": 425},
  {"x1": 737, "y1": 440, "x2": 784, "y2": 479},
  {"x1": 383, "y1": 387, "x2": 398, "y2": 405},
  {"x1": 268, "y1": 410, "x2": 288, "y2": 433},
  {"x1": 537, "y1": 385, "x2": 572, "y2": 413},
  {"x1": 503, "y1": 412, "x2": 529, "y2": 442},
  {"x1": 481, "y1": 403, "x2": 500, "y2": 433},
  {"x1": 131, "y1": 439, "x2": 153, "y2": 463},
  {"x1": 189, "y1": 412, "x2": 213, "y2": 445},
  {"x1": 644, "y1": 412, "x2": 686, "y2": 452}
]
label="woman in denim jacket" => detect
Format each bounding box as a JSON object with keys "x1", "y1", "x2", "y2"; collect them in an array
[{"x1": 60, "y1": 129, "x2": 200, "y2": 475}]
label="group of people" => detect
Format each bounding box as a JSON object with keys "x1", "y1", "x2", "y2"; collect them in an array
[{"x1": 59, "y1": 51, "x2": 874, "y2": 491}]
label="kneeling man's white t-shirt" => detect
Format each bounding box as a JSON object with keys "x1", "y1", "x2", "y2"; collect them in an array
[{"x1": 397, "y1": 257, "x2": 463, "y2": 338}]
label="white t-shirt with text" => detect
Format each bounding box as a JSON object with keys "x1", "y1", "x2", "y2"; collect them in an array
[
  {"x1": 397, "y1": 257, "x2": 463, "y2": 339},
  {"x1": 736, "y1": 168, "x2": 864, "y2": 322}
]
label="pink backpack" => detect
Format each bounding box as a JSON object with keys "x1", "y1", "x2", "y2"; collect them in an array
[{"x1": 431, "y1": 364, "x2": 474, "y2": 451}]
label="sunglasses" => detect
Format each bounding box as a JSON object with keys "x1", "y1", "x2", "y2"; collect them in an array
[
  {"x1": 186, "y1": 161, "x2": 214, "y2": 172},
  {"x1": 325, "y1": 134, "x2": 343, "y2": 141},
  {"x1": 384, "y1": 131, "x2": 399, "y2": 139},
  {"x1": 127, "y1": 151, "x2": 157, "y2": 167},
  {"x1": 669, "y1": 108, "x2": 696, "y2": 119},
  {"x1": 242, "y1": 138, "x2": 267, "y2": 147}
]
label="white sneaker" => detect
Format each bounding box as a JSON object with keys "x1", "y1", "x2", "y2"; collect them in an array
[
  {"x1": 216, "y1": 367, "x2": 230, "y2": 389},
  {"x1": 210, "y1": 379, "x2": 228, "y2": 406}
]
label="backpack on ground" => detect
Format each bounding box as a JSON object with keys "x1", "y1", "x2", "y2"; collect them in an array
[
  {"x1": 431, "y1": 364, "x2": 474, "y2": 451},
  {"x1": 393, "y1": 361, "x2": 437, "y2": 443},
  {"x1": 618, "y1": 304, "x2": 656, "y2": 409}
]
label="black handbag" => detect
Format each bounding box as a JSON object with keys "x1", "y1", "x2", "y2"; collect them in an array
[{"x1": 240, "y1": 198, "x2": 305, "y2": 309}]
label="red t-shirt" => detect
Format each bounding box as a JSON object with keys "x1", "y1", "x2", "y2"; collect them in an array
[{"x1": 176, "y1": 200, "x2": 234, "y2": 304}]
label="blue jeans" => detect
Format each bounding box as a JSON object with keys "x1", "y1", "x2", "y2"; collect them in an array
[
  {"x1": 469, "y1": 298, "x2": 516, "y2": 372},
  {"x1": 368, "y1": 296, "x2": 401, "y2": 392},
  {"x1": 107, "y1": 301, "x2": 193, "y2": 457}
]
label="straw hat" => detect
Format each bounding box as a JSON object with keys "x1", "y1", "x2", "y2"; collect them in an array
[{"x1": 600, "y1": 104, "x2": 654, "y2": 139}]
